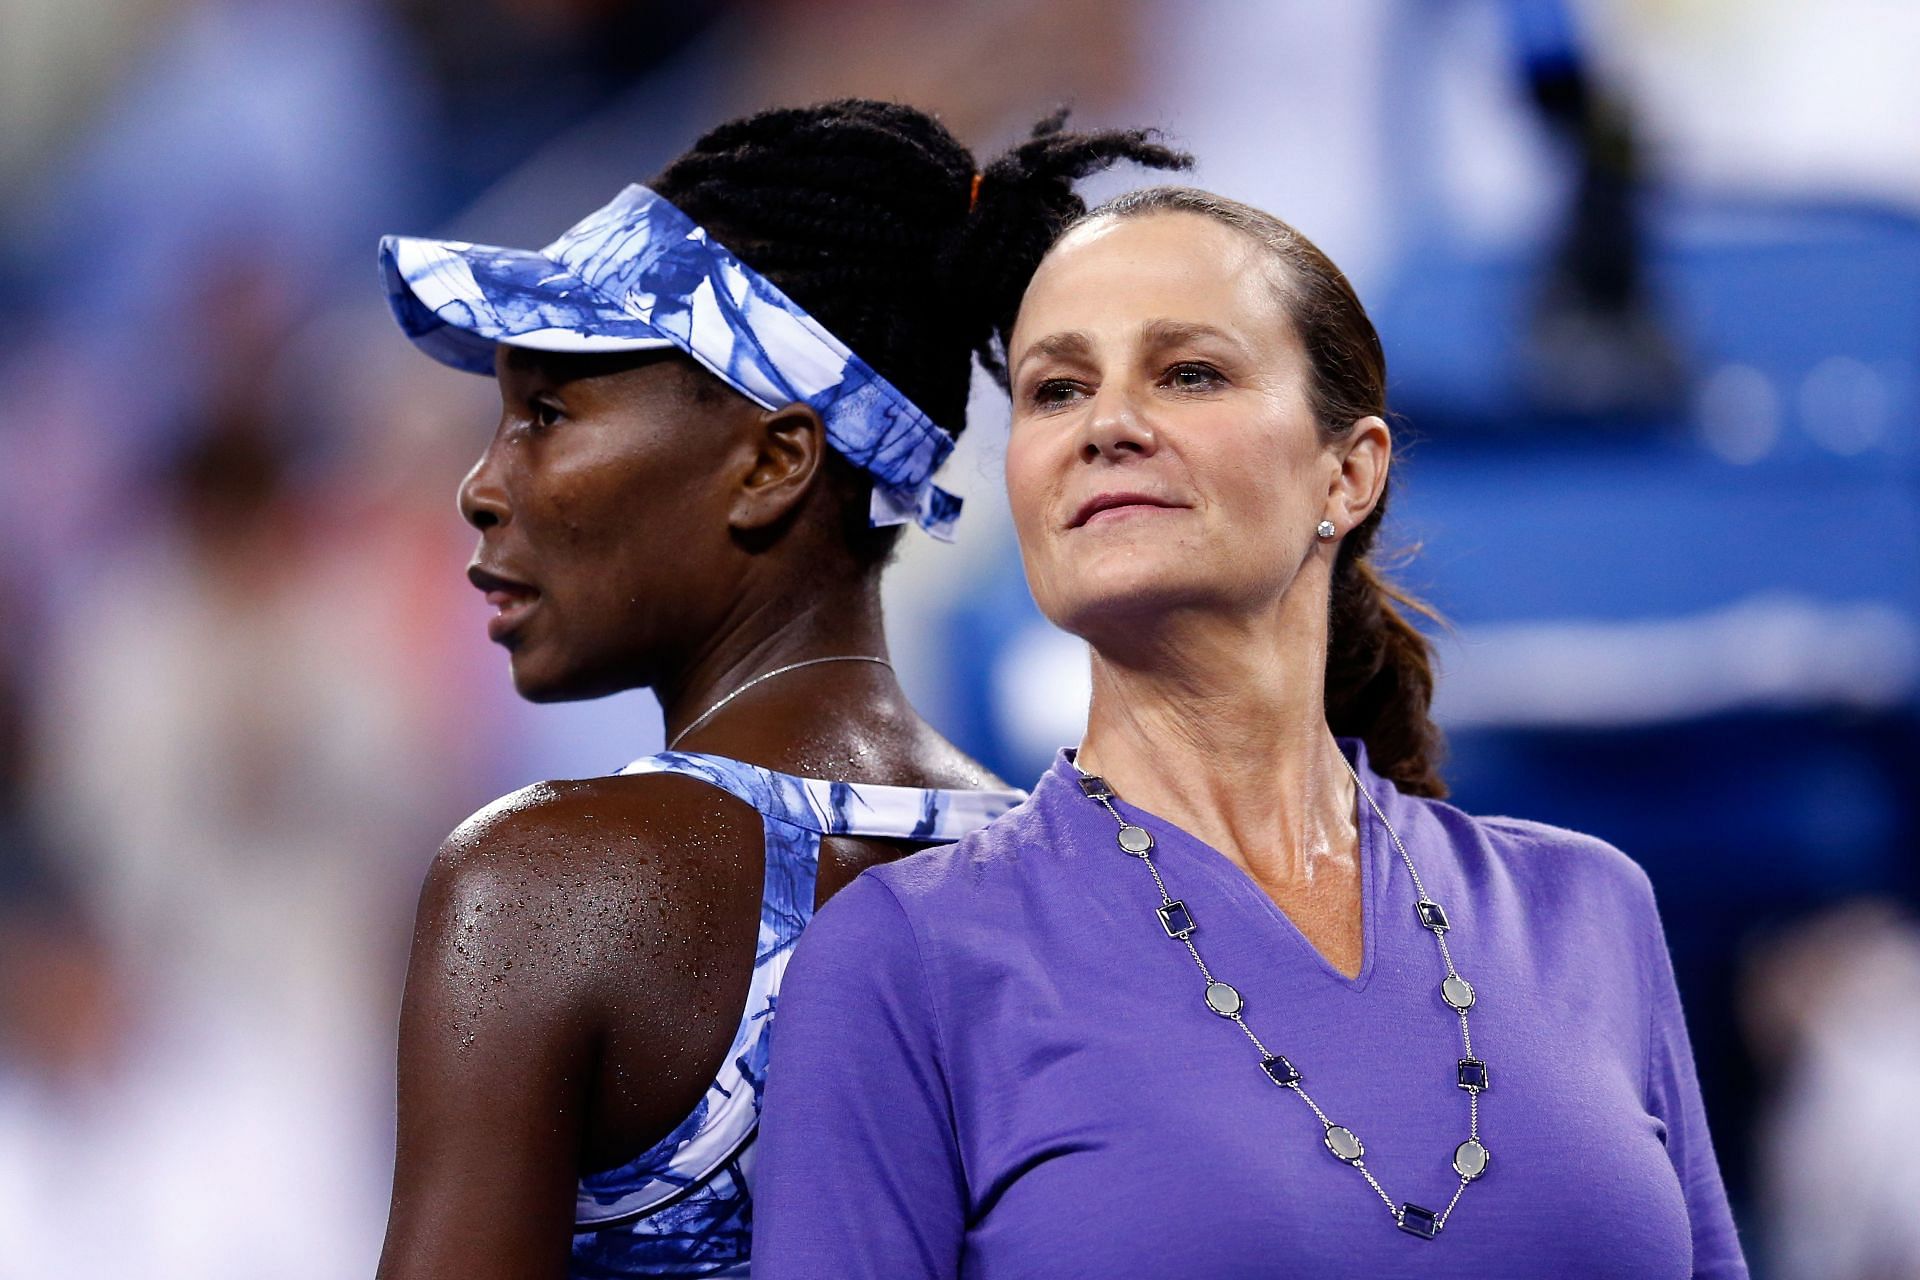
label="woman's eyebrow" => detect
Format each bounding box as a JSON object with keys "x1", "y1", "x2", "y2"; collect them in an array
[
  {"x1": 1012, "y1": 321, "x2": 1247, "y2": 379},
  {"x1": 1012, "y1": 330, "x2": 1094, "y2": 377},
  {"x1": 1139, "y1": 318, "x2": 1244, "y2": 355}
]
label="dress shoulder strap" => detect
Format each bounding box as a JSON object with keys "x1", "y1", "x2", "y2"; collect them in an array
[{"x1": 615, "y1": 750, "x2": 1025, "y2": 840}]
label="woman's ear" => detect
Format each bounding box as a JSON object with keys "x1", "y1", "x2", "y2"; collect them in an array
[
  {"x1": 1328, "y1": 414, "x2": 1391, "y2": 530},
  {"x1": 730, "y1": 402, "x2": 827, "y2": 532}
]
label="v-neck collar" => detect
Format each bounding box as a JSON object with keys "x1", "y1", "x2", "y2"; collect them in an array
[{"x1": 1049, "y1": 739, "x2": 1395, "y2": 992}]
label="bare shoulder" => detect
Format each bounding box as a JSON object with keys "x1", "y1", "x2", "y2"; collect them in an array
[
  {"x1": 432, "y1": 771, "x2": 762, "y2": 898},
  {"x1": 414, "y1": 772, "x2": 766, "y2": 1026}
]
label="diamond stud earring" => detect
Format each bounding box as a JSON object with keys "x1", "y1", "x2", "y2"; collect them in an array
[{"x1": 1316, "y1": 519, "x2": 1337, "y2": 540}]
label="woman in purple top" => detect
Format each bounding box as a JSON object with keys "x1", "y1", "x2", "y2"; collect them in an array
[{"x1": 754, "y1": 186, "x2": 1749, "y2": 1278}]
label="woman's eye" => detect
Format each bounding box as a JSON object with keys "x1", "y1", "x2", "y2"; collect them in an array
[
  {"x1": 1029, "y1": 378, "x2": 1084, "y2": 408},
  {"x1": 1165, "y1": 362, "x2": 1223, "y2": 391},
  {"x1": 530, "y1": 398, "x2": 564, "y2": 431}
]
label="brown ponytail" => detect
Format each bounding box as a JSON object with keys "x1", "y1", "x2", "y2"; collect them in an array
[
  {"x1": 1327, "y1": 559, "x2": 1447, "y2": 798},
  {"x1": 1078, "y1": 186, "x2": 1448, "y2": 797}
]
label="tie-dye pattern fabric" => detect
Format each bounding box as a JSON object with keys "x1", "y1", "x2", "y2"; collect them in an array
[
  {"x1": 569, "y1": 751, "x2": 1023, "y2": 1277},
  {"x1": 377, "y1": 187, "x2": 963, "y2": 539}
]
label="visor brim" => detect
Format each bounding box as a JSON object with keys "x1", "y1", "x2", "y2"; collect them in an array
[{"x1": 379, "y1": 234, "x2": 675, "y2": 376}]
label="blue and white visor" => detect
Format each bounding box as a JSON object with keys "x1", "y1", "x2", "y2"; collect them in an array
[{"x1": 379, "y1": 185, "x2": 962, "y2": 539}]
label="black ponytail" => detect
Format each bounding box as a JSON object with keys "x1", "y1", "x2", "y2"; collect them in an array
[{"x1": 953, "y1": 109, "x2": 1192, "y2": 384}]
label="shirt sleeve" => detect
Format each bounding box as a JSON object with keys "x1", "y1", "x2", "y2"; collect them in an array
[
  {"x1": 754, "y1": 873, "x2": 967, "y2": 1280},
  {"x1": 1641, "y1": 883, "x2": 1750, "y2": 1280}
]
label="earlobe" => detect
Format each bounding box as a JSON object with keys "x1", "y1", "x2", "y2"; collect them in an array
[{"x1": 730, "y1": 402, "x2": 826, "y2": 532}]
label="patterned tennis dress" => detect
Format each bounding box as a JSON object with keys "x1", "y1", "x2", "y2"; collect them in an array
[{"x1": 569, "y1": 750, "x2": 1024, "y2": 1277}]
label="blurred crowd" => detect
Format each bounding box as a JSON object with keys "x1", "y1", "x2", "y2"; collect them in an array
[{"x1": 0, "y1": 1, "x2": 1915, "y2": 1275}]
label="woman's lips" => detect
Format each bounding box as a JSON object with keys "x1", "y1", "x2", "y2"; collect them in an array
[
  {"x1": 1080, "y1": 502, "x2": 1181, "y2": 527},
  {"x1": 484, "y1": 590, "x2": 539, "y2": 644},
  {"x1": 1070, "y1": 491, "x2": 1187, "y2": 528},
  {"x1": 469, "y1": 565, "x2": 540, "y2": 645}
]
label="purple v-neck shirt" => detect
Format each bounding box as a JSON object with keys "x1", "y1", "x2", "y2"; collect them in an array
[{"x1": 755, "y1": 743, "x2": 1748, "y2": 1279}]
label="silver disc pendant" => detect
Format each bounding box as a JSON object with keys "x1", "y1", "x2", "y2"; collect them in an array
[
  {"x1": 1116, "y1": 825, "x2": 1155, "y2": 856},
  {"x1": 1324, "y1": 1125, "x2": 1365, "y2": 1162},
  {"x1": 1442, "y1": 974, "x2": 1476, "y2": 1010},
  {"x1": 1453, "y1": 1139, "x2": 1490, "y2": 1180},
  {"x1": 1204, "y1": 981, "x2": 1243, "y2": 1016}
]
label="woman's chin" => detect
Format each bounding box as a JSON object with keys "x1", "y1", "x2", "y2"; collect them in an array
[
  {"x1": 507, "y1": 652, "x2": 580, "y2": 703},
  {"x1": 1049, "y1": 577, "x2": 1226, "y2": 645},
  {"x1": 508, "y1": 650, "x2": 636, "y2": 704}
]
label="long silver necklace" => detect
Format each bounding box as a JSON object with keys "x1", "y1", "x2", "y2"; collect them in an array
[
  {"x1": 667, "y1": 656, "x2": 892, "y2": 749},
  {"x1": 1074, "y1": 753, "x2": 1490, "y2": 1239}
]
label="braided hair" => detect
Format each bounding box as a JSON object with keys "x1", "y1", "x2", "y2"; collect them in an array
[{"x1": 652, "y1": 100, "x2": 1190, "y2": 561}]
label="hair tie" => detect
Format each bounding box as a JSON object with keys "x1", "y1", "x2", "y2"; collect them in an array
[{"x1": 968, "y1": 172, "x2": 983, "y2": 213}]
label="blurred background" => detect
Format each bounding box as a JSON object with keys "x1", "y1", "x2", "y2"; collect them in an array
[{"x1": 1, "y1": 0, "x2": 1915, "y2": 1274}]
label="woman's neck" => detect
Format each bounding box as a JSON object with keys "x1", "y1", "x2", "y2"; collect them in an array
[
  {"x1": 1076, "y1": 598, "x2": 1356, "y2": 889},
  {"x1": 658, "y1": 570, "x2": 895, "y2": 747}
]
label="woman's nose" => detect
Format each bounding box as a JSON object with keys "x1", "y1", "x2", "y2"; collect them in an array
[
  {"x1": 458, "y1": 448, "x2": 509, "y2": 531},
  {"x1": 1081, "y1": 386, "x2": 1157, "y2": 462}
]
